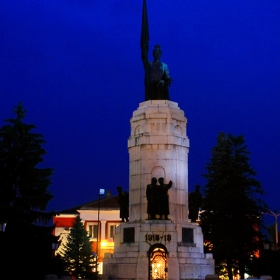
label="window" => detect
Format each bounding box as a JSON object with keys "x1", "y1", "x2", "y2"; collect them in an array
[
  {"x1": 87, "y1": 223, "x2": 98, "y2": 239},
  {"x1": 107, "y1": 222, "x2": 119, "y2": 239},
  {"x1": 109, "y1": 225, "x2": 116, "y2": 238}
]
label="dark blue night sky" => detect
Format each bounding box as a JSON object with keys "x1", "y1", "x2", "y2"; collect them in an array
[{"x1": 1, "y1": 0, "x2": 279, "y2": 225}]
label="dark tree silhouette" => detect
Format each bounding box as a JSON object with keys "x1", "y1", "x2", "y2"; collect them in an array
[
  {"x1": 200, "y1": 132, "x2": 267, "y2": 279},
  {"x1": 0, "y1": 102, "x2": 55, "y2": 279}
]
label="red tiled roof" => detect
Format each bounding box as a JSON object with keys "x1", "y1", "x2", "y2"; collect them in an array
[
  {"x1": 58, "y1": 195, "x2": 120, "y2": 214},
  {"x1": 81, "y1": 195, "x2": 120, "y2": 209}
]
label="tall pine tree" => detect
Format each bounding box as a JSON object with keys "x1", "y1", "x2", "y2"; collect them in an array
[
  {"x1": 200, "y1": 132, "x2": 267, "y2": 279},
  {"x1": 0, "y1": 102, "x2": 55, "y2": 279},
  {"x1": 61, "y1": 215, "x2": 96, "y2": 279}
]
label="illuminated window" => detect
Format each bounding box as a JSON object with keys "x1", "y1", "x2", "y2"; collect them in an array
[{"x1": 87, "y1": 223, "x2": 98, "y2": 239}]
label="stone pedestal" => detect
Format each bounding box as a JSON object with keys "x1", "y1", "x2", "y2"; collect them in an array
[
  {"x1": 103, "y1": 220, "x2": 214, "y2": 280},
  {"x1": 103, "y1": 101, "x2": 215, "y2": 280},
  {"x1": 128, "y1": 100, "x2": 189, "y2": 223}
]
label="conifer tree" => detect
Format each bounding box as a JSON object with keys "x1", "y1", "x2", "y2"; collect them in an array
[
  {"x1": 0, "y1": 102, "x2": 54, "y2": 231},
  {"x1": 61, "y1": 215, "x2": 96, "y2": 279},
  {"x1": 0, "y1": 102, "x2": 55, "y2": 279},
  {"x1": 200, "y1": 132, "x2": 267, "y2": 279}
]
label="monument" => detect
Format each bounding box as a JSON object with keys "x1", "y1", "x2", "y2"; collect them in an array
[{"x1": 103, "y1": 1, "x2": 215, "y2": 279}]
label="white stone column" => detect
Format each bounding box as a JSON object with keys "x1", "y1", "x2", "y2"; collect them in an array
[
  {"x1": 101, "y1": 220, "x2": 106, "y2": 240},
  {"x1": 128, "y1": 100, "x2": 190, "y2": 222}
]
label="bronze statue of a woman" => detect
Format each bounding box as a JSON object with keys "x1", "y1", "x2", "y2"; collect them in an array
[{"x1": 140, "y1": 0, "x2": 172, "y2": 101}]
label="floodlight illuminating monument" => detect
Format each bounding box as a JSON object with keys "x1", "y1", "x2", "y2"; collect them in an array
[{"x1": 103, "y1": 1, "x2": 215, "y2": 279}]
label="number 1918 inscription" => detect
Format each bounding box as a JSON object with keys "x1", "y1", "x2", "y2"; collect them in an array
[{"x1": 145, "y1": 234, "x2": 172, "y2": 242}]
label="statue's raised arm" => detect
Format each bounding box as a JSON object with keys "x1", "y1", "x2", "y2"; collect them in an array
[
  {"x1": 141, "y1": 0, "x2": 150, "y2": 101},
  {"x1": 141, "y1": 0, "x2": 149, "y2": 67}
]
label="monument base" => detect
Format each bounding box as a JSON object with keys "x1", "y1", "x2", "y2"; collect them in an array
[{"x1": 103, "y1": 220, "x2": 214, "y2": 280}]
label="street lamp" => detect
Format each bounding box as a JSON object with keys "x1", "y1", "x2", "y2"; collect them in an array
[
  {"x1": 96, "y1": 188, "x2": 105, "y2": 272},
  {"x1": 264, "y1": 210, "x2": 280, "y2": 248}
]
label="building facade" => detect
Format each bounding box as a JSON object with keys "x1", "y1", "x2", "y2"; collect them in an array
[{"x1": 53, "y1": 191, "x2": 122, "y2": 274}]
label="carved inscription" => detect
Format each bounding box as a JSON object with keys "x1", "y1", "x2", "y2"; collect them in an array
[{"x1": 145, "y1": 234, "x2": 172, "y2": 242}]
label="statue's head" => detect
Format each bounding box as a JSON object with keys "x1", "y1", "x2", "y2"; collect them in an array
[
  {"x1": 117, "y1": 186, "x2": 122, "y2": 193},
  {"x1": 151, "y1": 177, "x2": 157, "y2": 184},
  {"x1": 158, "y1": 177, "x2": 164, "y2": 184},
  {"x1": 153, "y1": 44, "x2": 162, "y2": 60}
]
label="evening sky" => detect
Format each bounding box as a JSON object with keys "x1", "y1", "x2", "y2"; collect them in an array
[{"x1": 0, "y1": 0, "x2": 279, "y2": 225}]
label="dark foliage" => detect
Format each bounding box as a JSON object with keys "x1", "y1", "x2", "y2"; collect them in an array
[
  {"x1": 0, "y1": 102, "x2": 55, "y2": 279},
  {"x1": 200, "y1": 132, "x2": 267, "y2": 279}
]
